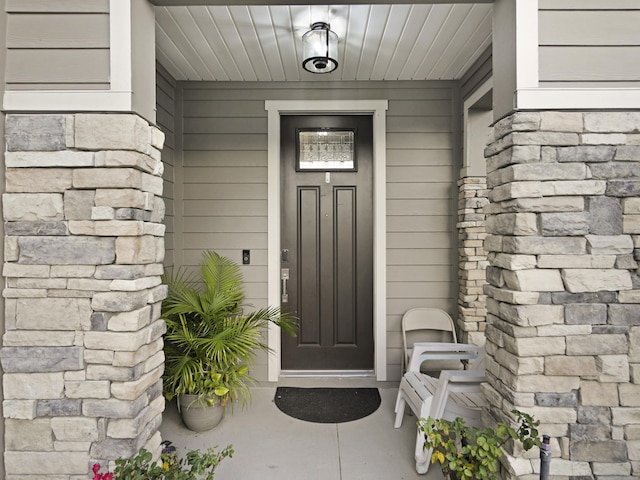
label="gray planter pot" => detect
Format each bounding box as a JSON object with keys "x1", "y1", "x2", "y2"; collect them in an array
[{"x1": 179, "y1": 394, "x2": 225, "y2": 432}]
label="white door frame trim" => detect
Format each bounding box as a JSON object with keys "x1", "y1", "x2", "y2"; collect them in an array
[{"x1": 265, "y1": 99, "x2": 389, "y2": 382}]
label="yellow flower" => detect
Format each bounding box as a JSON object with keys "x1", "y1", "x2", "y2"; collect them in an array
[{"x1": 163, "y1": 462, "x2": 170, "y2": 471}]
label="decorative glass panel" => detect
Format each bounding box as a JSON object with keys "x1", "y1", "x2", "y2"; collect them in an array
[{"x1": 298, "y1": 130, "x2": 355, "y2": 171}]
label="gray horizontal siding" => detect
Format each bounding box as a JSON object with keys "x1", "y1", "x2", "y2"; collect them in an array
[
  {"x1": 538, "y1": 6, "x2": 640, "y2": 86},
  {"x1": 5, "y1": 7, "x2": 110, "y2": 89},
  {"x1": 156, "y1": 63, "x2": 177, "y2": 269},
  {"x1": 176, "y1": 80, "x2": 456, "y2": 381}
]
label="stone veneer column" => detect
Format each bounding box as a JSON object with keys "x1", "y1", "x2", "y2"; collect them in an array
[
  {"x1": 0, "y1": 114, "x2": 167, "y2": 478},
  {"x1": 457, "y1": 177, "x2": 489, "y2": 345},
  {"x1": 483, "y1": 111, "x2": 640, "y2": 479}
]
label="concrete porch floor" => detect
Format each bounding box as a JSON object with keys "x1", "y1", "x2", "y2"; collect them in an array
[{"x1": 159, "y1": 379, "x2": 444, "y2": 480}]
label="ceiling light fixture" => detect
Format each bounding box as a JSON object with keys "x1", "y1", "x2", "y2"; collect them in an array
[{"x1": 302, "y1": 22, "x2": 338, "y2": 74}]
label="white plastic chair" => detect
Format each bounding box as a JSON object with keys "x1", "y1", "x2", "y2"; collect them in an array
[
  {"x1": 401, "y1": 308, "x2": 463, "y2": 376},
  {"x1": 394, "y1": 342, "x2": 487, "y2": 474}
]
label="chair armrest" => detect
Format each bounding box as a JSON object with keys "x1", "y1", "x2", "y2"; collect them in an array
[{"x1": 407, "y1": 342, "x2": 482, "y2": 372}]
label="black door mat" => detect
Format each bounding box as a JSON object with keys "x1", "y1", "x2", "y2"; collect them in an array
[{"x1": 274, "y1": 387, "x2": 381, "y2": 423}]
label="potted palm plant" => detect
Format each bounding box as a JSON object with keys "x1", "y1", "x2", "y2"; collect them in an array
[{"x1": 162, "y1": 250, "x2": 296, "y2": 431}]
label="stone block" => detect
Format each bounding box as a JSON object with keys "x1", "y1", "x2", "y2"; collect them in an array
[
  {"x1": 503, "y1": 269, "x2": 564, "y2": 292},
  {"x1": 151, "y1": 127, "x2": 165, "y2": 150},
  {"x1": 18, "y1": 236, "x2": 115, "y2": 265},
  {"x1": 503, "y1": 236, "x2": 586, "y2": 255},
  {"x1": 6, "y1": 167, "x2": 73, "y2": 193},
  {"x1": 570, "y1": 424, "x2": 612, "y2": 442},
  {"x1": 92, "y1": 206, "x2": 116, "y2": 220},
  {"x1": 84, "y1": 349, "x2": 114, "y2": 364},
  {"x1": 51, "y1": 417, "x2": 98, "y2": 442},
  {"x1": 617, "y1": 145, "x2": 640, "y2": 161},
  {"x1": 5, "y1": 418, "x2": 54, "y2": 451},
  {"x1": 64, "y1": 380, "x2": 110, "y2": 399},
  {"x1": 582, "y1": 133, "x2": 627, "y2": 145},
  {"x1": 546, "y1": 355, "x2": 597, "y2": 377},
  {"x1": 499, "y1": 304, "x2": 563, "y2": 327},
  {"x1": 144, "y1": 222, "x2": 166, "y2": 237},
  {"x1": 513, "y1": 374, "x2": 579, "y2": 393},
  {"x1": 556, "y1": 145, "x2": 615, "y2": 163},
  {"x1": 565, "y1": 303, "x2": 607, "y2": 325},
  {"x1": 484, "y1": 285, "x2": 540, "y2": 305},
  {"x1": 597, "y1": 355, "x2": 630, "y2": 382},
  {"x1": 110, "y1": 276, "x2": 161, "y2": 292},
  {"x1": 50, "y1": 265, "x2": 96, "y2": 278},
  {"x1": 607, "y1": 180, "x2": 640, "y2": 197},
  {"x1": 94, "y1": 188, "x2": 148, "y2": 209},
  {"x1": 115, "y1": 236, "x2": 157, "y2": 264},
  {"x1": 631, "y1": 327, "x2": 640, "y2": 362},
  {"x1": 64, "y1": 190, "x2": 95, "y2": 220},
  {"x1": 108, "y1": 306, "x2": 152, "y2": 331},
  {"x1": 36, "y1": 399, "x2": 82, "y2": 417},
  {"x1": 73, "y1": 167, "x2": 143, "y2": 190},
  {"x1": 486, "y1": 213, "x2": 537, "y2": 235},
  {"x1": 5, "y1": 221, "x2": 69, "y2": 236},
  {"x1": 90, "y1": 437, "x2": 137, "y2": 460},
  {"x1": 566, "y1": 334, "x2": 628, "y2": 355},
  {"x1": 552, "y1": 291, "x2": 617, "y2": 304},
  {"x1": 111, "y1": 365, "x2": 163, "y2": 401},
  {"x1": 95, "y1": 264, "x2": 146, "y2": 280},
  {"x1": 0, "y1": 346, "x2": 83, "y2": 373},
  {"x1": 537, "y1": 255, "x2": 615, "y2": 269},
  {"x1": 3, "y1": 193, "x2": 64, "y2": 221},
  {"x1": 562, "y1": 269, "x2": 632, "y2": 293},
  {"x1": 15, "y1": 297, "x2": 91, "y2": 331},
  {"x1": 540, "y1": 180, "x2": 607, "y2": 196},
  {"x1": 490, "y1": 182, "x2": 542, "y2": 202},
  {"x1": 3, "y1": 264, "x2": 50, "y2": 278},
  {"x1": 141, "y1": 172, "x2": 163, "y2": 195},
  {"x1": 609, "y1": 304, "x2": 640, "y2": 326},
  {"x1": 623, "y1": 198, "x2": 640, "y2": 214},
  {"x1": 592, "y1": 462, "x2": 632, "y2": 476},
  {"x1": 107, "y1": 395, "x2": 164, "y2": 439},
  {"x1": 4, "y1": 372, "x2": 64, "y2": 399},
  {"x1": 84, "y1": 320, "x2": 165, "y2": 352},
  {"x1": 584, "y1": 112, "x2": 640, "y2": 133},
  {"x1": 579, "y1": 406, "x2": 613, "y2": 425},
  {"x1": 488, "y1": 196, "x2": 585, "y2": 214},
  {"x1": 5, "y1": 451, "x2": 88, "y2": 475},
  {"x1": 570, "y1": 441, "x2": 628, "y2": 462},
  {"x1": 6, "y1": 115, "x2": 66, "y2": 151},
  {"x1": 74, "y1": 114, "x2": 149, "y2": 152},
  {"x1": 512, "y1": 131, "x2": 579, "y2": 146},
  {"x1": 150, "y1": 196, "x2": 165, "y2": 223},
  {"x1": 3, "y1": 331, "x2": 76, "y2": 347},
  {"x1": 506, "y1": 336, "x2": 566, "y2": 357},
  {"x1": 96, "y1": 150, "x2": 160, "y2": 174},
  {"x1": 148, "y1": 285, "x2": 168, "y2": 304},
  {"x1": 87, "y1": 364, "x2": 141, "y2": 382},
  {"x1": 91, "y1": 290, "x2": 149, "y2": 313},
  {"x1": 540, "y1": 111, "x2": 583, "y2": 132},
  {"x1": 113, "y1": 337, "x2": 163, "y2": 367},
  {"x1": 5, "y1": 151, "x2": 94, "y2": 168},
  {"x1": 490, "y1": 253, "x2": 536, "y2": 270},
  {"x1": 69, "y1": 220, "x2": 144, "y2": 236},
  {"x1": 591, "y1": 162, "x2": 640, "y2": 180},
  {"x1": 486, "y1": 145, "x2": 541, "y2": 172},
  {"x1": 3, "y1": 399, "x2": 37, "y2": 420},
  {"x1": 494, "y1": 348, "x2": 543, "y2": 375},
  {"x1": 540, "y1": 212, "x2": 589, "y2": 236},
  {"x1": 612, "y1": 407, "x2": 640, "y2": 426},
  {"x1": 615, "y1": 253, "x2": 637, "y2": 269},
  {"x1": 115, "y1": 208, "x2": 150, "y2": 221},
  {"x1": 535, "y1": 391, "x2": 578, "y2": 407},
  {"x1": 5, "y1": 236, "x2": 19, "y2": 262}
]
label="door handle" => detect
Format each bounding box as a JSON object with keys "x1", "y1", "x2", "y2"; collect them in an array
[{"x1": 281, "y1": 268, "x2": 289, "y2": 303}]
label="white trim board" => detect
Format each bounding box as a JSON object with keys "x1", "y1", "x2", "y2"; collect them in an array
[
  {"x1": 516, "y1": 88, "x2": 640, "y2": 110},
  {"x1": 265, "y1": 99, "x2": 389, "y2": 382}
]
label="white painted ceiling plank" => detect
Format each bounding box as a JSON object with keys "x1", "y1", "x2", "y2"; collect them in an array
[
  {"x1": 356, "y1": 4, "x2": 391, "y2": 80},
  {"x1": 209, "y1": 5, "x2": 258, "y2": 81},
  {"x1": 339, "y1": 5, "x2": 371, "y2": 80},
  {"x1": 369, "y1": 4, "x2": 412, "y2": 80},
  {"x1": 269, "y1": 6, "x2": 302, "y2": 81},
  {"x1": 156, "y1": 19, "x2": 200, "y2": 80},
  {"x1": 156, "y1": 7, "x2": 212, "y2": 80},
  {"x1": 229, "y1": 5, "x2": 273, "y2": 81},
  {"x1": 196, "y1": 6, "x2": 244, "y2": 81},
  {"x1": 444, "y1": 8, "x2": 492, "y2": 79}
]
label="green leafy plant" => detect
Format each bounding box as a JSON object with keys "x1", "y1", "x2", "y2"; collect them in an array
[
  {"x1": 93, "y1": 441, "x2": 233, "y2": 480},
  {"x1": 420, "y1": 410, "x2": 541, "y2": 480},
  {"x1": 162, "y1": 251, "x2": 296, "y2": 410}
]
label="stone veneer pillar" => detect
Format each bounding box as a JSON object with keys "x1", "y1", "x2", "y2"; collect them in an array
[
  {"x1": 483, "y1": 111, "x2": 640, "y2": 479},
  {"x1": 457, "y1": 177, "x2": 489, "y2": 345},
  {"x1": 0, "y1": 114, "x2": 167, "y2": 478}
]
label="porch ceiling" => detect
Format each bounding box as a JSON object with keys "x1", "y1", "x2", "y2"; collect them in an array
[{"x1": 154, "y1": 3, "x2": 492, "y2": 82}]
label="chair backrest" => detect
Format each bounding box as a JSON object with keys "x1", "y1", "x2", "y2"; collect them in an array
[{"x1": 401, "y1": 308, "x2": 457, "y2": 368}]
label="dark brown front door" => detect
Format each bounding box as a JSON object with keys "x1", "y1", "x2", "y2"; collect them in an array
[{"x1": 281, "y1": 115, "x2": 373, "y2": 371}]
